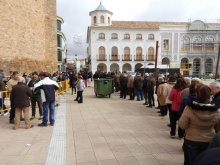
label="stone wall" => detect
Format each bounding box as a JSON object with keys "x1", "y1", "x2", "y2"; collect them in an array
[{"x1": 0, "y1": 0, "x2": 57, "y2": 75}]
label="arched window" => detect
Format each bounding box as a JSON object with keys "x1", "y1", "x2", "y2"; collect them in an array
[
  {"x1": 205, "y1": 36, "x2": 214, "y2": 52},
  {"x1": 148, "y1": 47, "x2": 154, "y2": 61},
  {"x1": 111, "y1": 33, "x2": 118, "y2": 39},
  {"x1": 162, "y1": 58, "x2": 170, "y2": 65},
  {"x1": 111, "y1": 46, "x2": 118, "y2": 60},
  {"x1": 193, "y1": 36, "x2": 202, "y2": 51},
  {"x1": 98, "y1": 46, "x2": 105, "y2": 60},
  {"x1": 124, "y1": 33, "x2": 130, "y2": 39},
  {"x1": 124, "y1": 47, "x2": 130, "y2": 60},
  {"x1": 136, "y1": 47, "x2": 142, "y2": 60},
  {"x1": 181, "y1": 35, "x2": 190, "y2": 51},
  {"x1": 136, "y1": 34, "x2": 142, "y2": 39},
  {"x1": 108, "y1": 17, "x2": 110, "y2": 24},
  {"x1": 205, "y1": 58, "x2": 213, "y2": 74},
  {"x1": 98, "y1": 33, "x2": 105, "y2": 39},
  {"x1": 94, "y1": 16, "x2": 97, "y2": 24},
  {"x1": 100, "y1": 15, "x2": 104, "y2": 23},
  {"x1": 148, "y1": 34, "x2": 154, "y2": 40}
]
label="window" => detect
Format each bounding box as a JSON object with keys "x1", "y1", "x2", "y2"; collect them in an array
[
  {"x1": 163, "y1": 39, "x2": 169, "y2": 51},
  {"x1": 193, "y1": 58, "x2": 201, "y2": 75},
  {"x1": 205, "y1": 36, "x2": 214, "y2": 52},
  {"x1": 124, "y1": 47, "x2": 130, "y2": 60},
  {"x1": 94, "y1": 16, "x2": 97, "y2": 24},
  {"x1": 205, "y1": 58, "x2": 213, "y2": 74},
  {"x1": 57, "y1": 49, "x2": 62, "y2": 61},
  {"x1": 136, "y1": 47, "x2": 142, "y2": 60},
  {"x1": 148, "y1": 34, "x2": 154, "y2": 40},
  {"x1": 100, "y1": 15, "x2": 104, "y2": 23},
  {"x1": 98, "y1": 46, "x2": 105, "y2": 60},
  {"x1": 162, "y1": 58, "x2": 170, "y2": 65},
  {"x1": 136, "y1": 34, "x2": 142, "y2": 39},
  {"x1": 111, "y1": 46, "x2": 118, "y2": 60},
  {"x1": 148, "y1": 47, "x2": 154, "y2": 61},
  {"x1": 193, "y1": 36, "x2": 202, "y2": 51},
  {"x1": 108, "y1": 17, "x2": 110, "y2": 24},
  {"x1": 57, "y1": 20, "x2": 62, "y2": 31},
  {"x1": 98, "y1": 33, "x2": 105, "y2": 39},
  {"x1": 124, "y1": 33, "x2": 130, "y2": 39},
  {"x1": 111, "y1": 33, "x2": 118, "y2": 39},
  {"x1": 57, "y1": 34, "x2": 62, "y2": 47},
  {"x1": 181, "y1": 35, "x2": 190, "y2": 51}
]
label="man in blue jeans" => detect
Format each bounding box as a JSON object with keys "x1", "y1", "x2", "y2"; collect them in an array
[{"x1": 34, "y1": 72, "x2": 59, "y2": 126}]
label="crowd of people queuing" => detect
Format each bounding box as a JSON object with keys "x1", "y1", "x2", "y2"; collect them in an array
[
  {"x1": 93, "y1": 70, "x2": 220, "y2": 165},
  {"x1": 0, "y1": 69, "x2": 90, "y2": 128}
]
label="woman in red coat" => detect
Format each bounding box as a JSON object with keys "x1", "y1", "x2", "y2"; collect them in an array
[{"x1": 168, "y1": 78, "x2": 187, "y2": 139}]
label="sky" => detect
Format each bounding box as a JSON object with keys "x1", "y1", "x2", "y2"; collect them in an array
[{"x1": 56, "y1": 0, "x2": 220, "y2": 59}]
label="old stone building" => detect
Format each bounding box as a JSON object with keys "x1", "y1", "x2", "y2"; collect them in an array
[{"x1": 0, "y1": 0, "x2": 57, "y2": 75}]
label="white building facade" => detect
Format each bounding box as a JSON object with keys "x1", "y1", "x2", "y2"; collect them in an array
[{"x1": 87, "y1": 2, "x2": 220, "y2": 77}]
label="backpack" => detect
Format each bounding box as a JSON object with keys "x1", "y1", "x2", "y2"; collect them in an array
[{"x1": 175, "y1": 90, "x2": 182, "y2": 104}]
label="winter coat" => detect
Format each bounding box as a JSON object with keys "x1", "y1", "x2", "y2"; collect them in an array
[
  {"x1": 133, "y1": 75, "x2": 143, "y2": 89},
  {"x1": 168, "y1": 87, "x2": 184, "y2": 111},
  {"x1": 127, "y1": 76, "x2": 134, "y2": 88},
  {"x1": 146, "y1": 77, "x2": 156, "y2": 92},
  {"x1": 28, "y1": 77, "x2": 41, "y2": 98},
  {"x1": 76, "y1": 79, "x2": 85, "y2": 91},
  {"x1": 142, "y1": 77, "x2": 149, "y2": 91},
  {"x1": 120, "y1": 77, "x2": 128, "y2": 90},
  {"x1": 163, "y1": 82, "x2": 175, "y2": 104},
  {"x1": 178, "y1": 94, "x2": 196, "y2": 116},
  {"x1": 11, "y1": 82, "x2": 32, "y2": 108},
  {"x1": 212, "y1": 91, "x2": 220, "y2": 108},
  {"x1": 157, "y1": 82, "x2": 167, "y2": 106},
  {"x1": 69, "y1": 74, "x2": 77, "y2": 87},
  {"x1": 179, "y1": 100, "x2": 220, "y2": 142}
]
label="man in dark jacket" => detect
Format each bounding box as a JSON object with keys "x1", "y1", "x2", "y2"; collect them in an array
[
  {"x1": 209, "y1": 81, "x2": 220, "y2": 108},
  {"x1": 133, "y1": 72, "x2": 144, "y2": 101},
  {"x1": 34, "y1": 72, "x2": 59, "y2": 127},
  {"x1": 146, "y1": 73, "x2": 156, "y2": 107},
  {"x1": 11, "y1": 77, "x2": 33, "y2": 130},
  {"x1": 28, "y1": 72, "x2": 43, "y2": 120},
  {"x1": 142, "y1": 73, "x2": 149, "y2": 105}
]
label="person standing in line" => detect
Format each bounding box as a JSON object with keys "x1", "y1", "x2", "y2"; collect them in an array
[
  {"x1": 156, "y1": 77, "x2": 167, "y2": 116},
  {"x1": 34, "y1": 72, "x2": 59, "y2": 127},
  {"x1": 142, "y1": 73, "x2": 149, "y2": 105},
  {"x1": 7, "y1": 71, "x2": 19, "y2": 124},
  {"x1": 82, "y1": 72, "x2": 88, "y2": 87},
  {"x1": 11, "y1": 77, "x2": 34, "y2": 130},
  {"x1": 28, "y1": 71, "x2": 43, "y2": 120},
  {"x1": 74, "y1": 76, "x2": 85, "y2": 103},
  {"x1": 146, "y1": 73, "x2": 156, "y2": 107},
  {"x1": 179, "y1": 85, "x2": 220, "y2": 165},
  {"x1": 133, "y1": 72, "x2": 144, "y2": 101},
  {"x1": 69, "y1": 72, "x2": 77, "y2": 95},
  {"x1": 209, "y1": 81, "x2": 220, "y2": 108},
  {"x1": 127, "y1": 73, "x2": 135, "y2": 100},
  {"x1": 119, "y1": 73, "x2": 128, "y2": 99}
]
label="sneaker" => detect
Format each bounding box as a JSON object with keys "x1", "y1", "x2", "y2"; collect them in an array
[
  {"x1": 146, "y1": 105, "x2": 152, "y2": 107},
  {"x1": 171, "y1": 135, "x2": 175, "y2": 139},
  {"x1": 30, "y1": 116, "x2": 35, "y2": 120},
  {"x1": 27, "y1": 125, "x2": 34, "y2": 129},
  {"x1": 38, "y1": 123, "x2": 48, "y2": 127},
  {"x1": 4, "y1": 111, "x2": 9, "y2": 116},
  {"x1": 74, "y1": 99, "x2": 78, "y2": 101},
  {"x1": 39, "y1": 116, "x2": 43, "y2": 120}
]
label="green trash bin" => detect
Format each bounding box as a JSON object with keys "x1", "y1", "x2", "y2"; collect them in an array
[{"x1": 94, "y1": 78, "x2": 114, "y2": 97}]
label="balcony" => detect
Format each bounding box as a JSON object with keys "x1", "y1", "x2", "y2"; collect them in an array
[
  {"x1": 110, "y1": 55, "x2": 119, "y2": 61},
  {"x1": 96, "y1": 54, "x2": 107, "y2": 61},
  {"x1": 134, "y1": 55, "x2": 144, "y2": 61},
  {"x1": 122, "y1": 55, "x2": 132, "y2": 61},
  {"x1": 147, "y1": 55, "x2": 154, "y2": 61}
]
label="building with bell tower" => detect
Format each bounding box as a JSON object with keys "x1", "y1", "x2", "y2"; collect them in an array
[{"x1": 89, "y1": 2, "x2": 113, "y2": 26}]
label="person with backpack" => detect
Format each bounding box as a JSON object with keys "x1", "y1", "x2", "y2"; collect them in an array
[{"x1": 168, "y1": 78, "x2": 187, "y2": 139}]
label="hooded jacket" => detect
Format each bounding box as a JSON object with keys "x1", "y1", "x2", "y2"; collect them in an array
[{"x1": 179, "y1": 100, "x2": 220, "y2": 142}]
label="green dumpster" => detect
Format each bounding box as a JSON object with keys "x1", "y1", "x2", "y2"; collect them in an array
[{"x1": 94, "y1": 78, "x2": 114, "y2": 97}]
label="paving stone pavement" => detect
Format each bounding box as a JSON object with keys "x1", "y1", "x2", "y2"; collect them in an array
[{"x1": 0, "y1": 79, "x2": 216, "y2": 165}]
